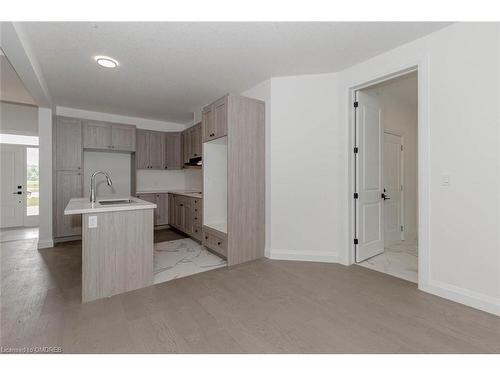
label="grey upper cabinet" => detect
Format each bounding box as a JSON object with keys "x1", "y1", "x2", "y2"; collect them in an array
[
  {"x1": 202, "y1": 104, "x2": 214, "y2": 142},
  {"x1": 165, "y1": 132, "x2": 182, "y2": 170},
  {"x1": 135, "y1": 130, "x2": 150, "y2": 169},
  {"x1": 55, "y1": 116, "x2": 82, "y2": 171},
  {"x1": 135, "y1": 130, "x2": 166, "y2": 169},
  {"x1": 213, "y1": 96, "x2": 228, "y2": 139},
  {"x1": 83, "y1": 121, "x2": 112, "y2": 150},
  {"x1": 83, "y1": 120, "x2": 136, "y2": 152},
  {"x1": 149, "y1": 131, "x2": 166, "y2": 169},
  {"x1": 182, "y1": 130, "x2": 190, "y2": 164},
  {"x1": 189, "y1": 123, "x2": 202, "y2": 159},
  {"x1": 202, "y1": 95, "x2": 228, "y2": 142},
  {"x1": 111, "y1": 124, "x2": 136, "y2": 151}
]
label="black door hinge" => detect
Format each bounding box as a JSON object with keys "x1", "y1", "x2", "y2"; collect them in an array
[
  {"x1": 401, "y1": 225, "x2": 404, "y2": 232},
  {"x1": 354, "y1": 146, "x2": 359, "y2": 154},
  {"x1": 354, "y1": 238, "x2": 359, "y2": 245},
  {"x1": 353, "y1": 101, "x2": 359, "y2": 108},
  {"x1": 354, "y1": 193, "x2": 358, "y2": 199}
]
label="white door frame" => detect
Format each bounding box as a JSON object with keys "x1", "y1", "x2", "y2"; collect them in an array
[
  {"x1": 384, "y1": 129, "x2": 405, "y2": 242},
  {"x1": 347, "y1": 60, "x2": 430, "y2": 290}
]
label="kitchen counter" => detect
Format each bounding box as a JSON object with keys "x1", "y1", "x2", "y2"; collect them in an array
[
  {"x1": 136, "y1": 190, "x2": 202, "y2": 199},
  {"x1": 64, "y1": 196, "x2": 155, "y2": 303},
  {"x1": 64, "y1": 196, "x2": 157, "y2": 215}
]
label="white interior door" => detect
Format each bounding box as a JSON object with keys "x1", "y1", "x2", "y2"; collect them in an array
[
  {"x1": 384, "y1": 132, "x2": 403, "y2": 245},
  {"x1": 355, "y1": 91, "x2": 384, "y2": 262},
  {"x1": 1, "y1": 144, "x2": 25, "y2": 228}
]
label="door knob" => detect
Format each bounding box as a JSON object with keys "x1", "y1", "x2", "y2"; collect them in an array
[{"x1": 381, "y1": 193, "x2": 390, "y2": 200}]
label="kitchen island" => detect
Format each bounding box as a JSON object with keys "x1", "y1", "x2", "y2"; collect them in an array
[{"x1": 65, "y1": 197, "x2": 156, "y2": 303}]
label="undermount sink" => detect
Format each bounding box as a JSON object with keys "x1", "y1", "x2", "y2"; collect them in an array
[{"x1": 98, "y1": 199, "x2": 134, "y2": 205}]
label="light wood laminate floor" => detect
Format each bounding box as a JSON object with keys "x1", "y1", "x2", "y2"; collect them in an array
[{"x1": 1, "y1": 231, "x2": 499, "y2": 353}]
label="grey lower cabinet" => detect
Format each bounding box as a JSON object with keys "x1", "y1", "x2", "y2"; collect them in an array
[
  {"x1": 168, "y1": 193, "x2": 202, "y2": 241},
  {"x1": 135, "y1": 193, "x2": 168, "y2": 226}
]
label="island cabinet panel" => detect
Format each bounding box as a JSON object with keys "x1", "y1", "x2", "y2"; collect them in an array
[{"x1": 82, "y1": 209, "x2": 153, "y2": 303}]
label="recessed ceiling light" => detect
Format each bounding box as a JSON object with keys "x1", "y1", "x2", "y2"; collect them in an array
[{"x1": 94, "y1": 56, "x2": 119, "y2": 68}]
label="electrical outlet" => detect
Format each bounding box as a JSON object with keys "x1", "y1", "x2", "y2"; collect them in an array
[
  {"x1": 441, "y1": 174, "x2": 451, "y2": 186},
  {"x1": 88, "y1": 215, "x2": 98, "y2": 228}
]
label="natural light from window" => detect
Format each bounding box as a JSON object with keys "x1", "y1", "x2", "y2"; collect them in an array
[{"x1": 0, "y1": 133, "x2": 39, "y2": 146}]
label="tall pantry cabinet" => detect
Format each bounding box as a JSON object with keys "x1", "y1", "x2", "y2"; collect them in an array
[
  {"x1": 54, "y1": 116, "x2": 83, "y2": 239},
  {"x1": 202, "y1": 94, "x2": 265, "y2": 266}
]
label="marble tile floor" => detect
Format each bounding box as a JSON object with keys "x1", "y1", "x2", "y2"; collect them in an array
[
  {"x1": 154, "y1": 238, "x2": 226, "y2": 284},
  {"x1": 357, "y1": 240, "x2": 418, "y2": 283},
  {"x1": 0, "y1": 226, "x2": 38, "y2": 243}
]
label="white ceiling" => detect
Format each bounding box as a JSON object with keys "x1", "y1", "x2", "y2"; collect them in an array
[
  {"x1": 21, "y1": 22, "x2": 450, "y2": 124},
  {"x1": 0, "y1": 54, "x2": 37, "y2": 106}
]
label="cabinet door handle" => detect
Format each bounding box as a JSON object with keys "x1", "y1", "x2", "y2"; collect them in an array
[
  {"x1": 205, "y1": 236, "x2": 208, "y2": 240},
  {"x1": 217, "y1": 242, "x2": 221, "y2": 246}
]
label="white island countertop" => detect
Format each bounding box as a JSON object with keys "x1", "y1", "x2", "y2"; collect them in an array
[{"x1": 64, "y1": 196, "x2": 157, "y2": 215}]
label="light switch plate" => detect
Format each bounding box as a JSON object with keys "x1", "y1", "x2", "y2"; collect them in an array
[{"x1": 88, "y1": 215, "x2": 98, "y2": 228}]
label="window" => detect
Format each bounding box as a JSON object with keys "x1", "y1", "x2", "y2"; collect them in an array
[{"x1": 26, "y1": 147, "x2": 39, "y2": 216}]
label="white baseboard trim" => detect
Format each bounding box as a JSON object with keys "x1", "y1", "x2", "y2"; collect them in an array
[
  {"x1": 420, "y1": 280, "x2": 500, "y2": 317},
  {"x1": 37, "y1": 239, "x2": 54, "y2": 249},
  {"x1": 269, "y1": 248, "x2": 340, "y2": 263}
]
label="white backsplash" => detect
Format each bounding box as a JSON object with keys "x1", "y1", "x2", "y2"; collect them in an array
[{"x1": 136, "y1": 169, "x2": 202, "y2": 192}]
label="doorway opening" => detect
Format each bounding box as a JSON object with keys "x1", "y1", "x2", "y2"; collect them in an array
[
  {"x1": 353, "y1": 71, "x2": 418, "y2": 283},
  {"x1": 0, "y1": 134, "x2": 39, "y2": 243}
]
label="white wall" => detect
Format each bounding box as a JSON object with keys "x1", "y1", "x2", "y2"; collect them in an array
[
  {"x1": 266, "y1": 73, "x2": 341, "y2": 262},
  {"x1": 259, "y1": 23, "x2": 499, "y2": 315},
  {"x1": 364, "y1": 75, "x2": 418, "y2": 241},
  {"x1": 135, "y1": 169, "x2": 202, "y2": 192},
  {"x1": 335, "y1": 23, "x2": 500, "y2": 315},
  {"x1": 0, "y1": 102, "x2": 38, "y2": 135},
  {"x1": 38, "y1": 107, "x2": 52, "y2": 248}
]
